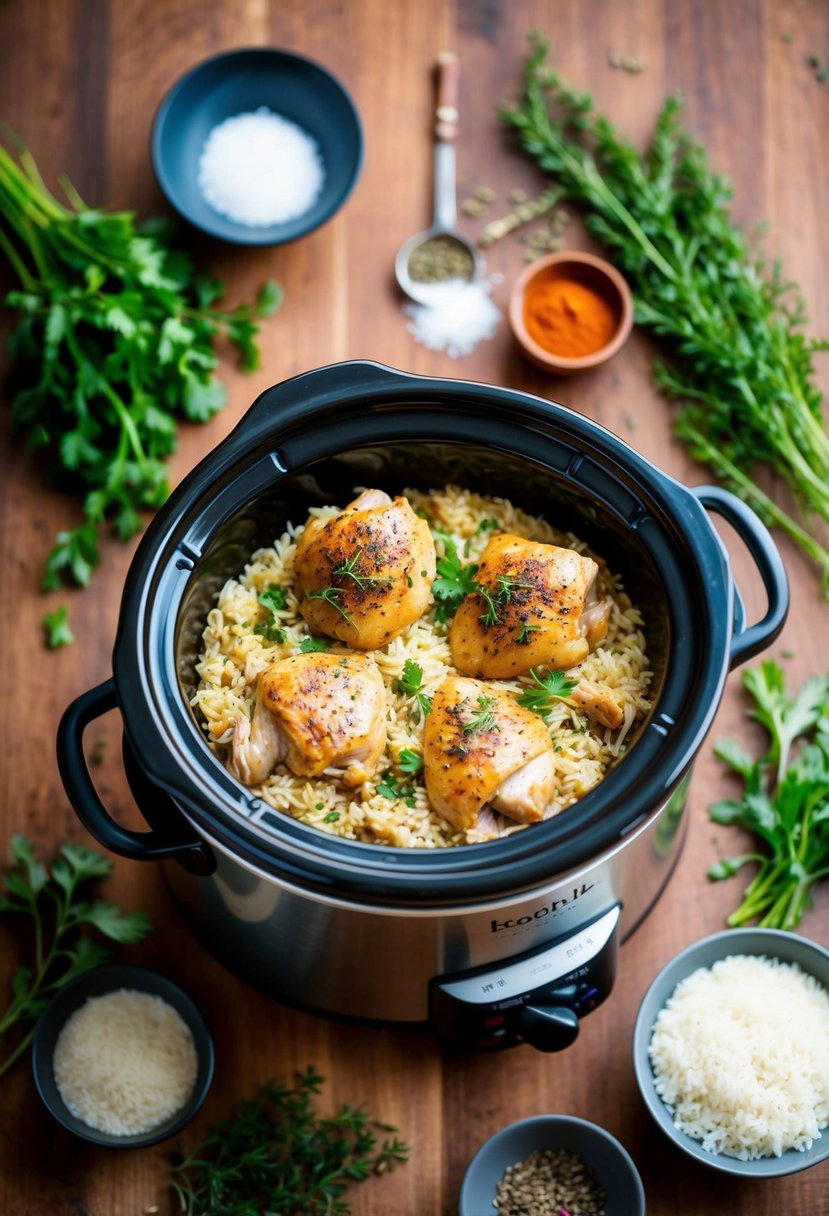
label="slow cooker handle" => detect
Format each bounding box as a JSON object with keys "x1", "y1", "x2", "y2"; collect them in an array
[
  {"x1": 691, "y1": 485, "x2": 789, "y2": 668},
  {"x1": 57, "y1": 680, "x2": 214, "y2": 870}
]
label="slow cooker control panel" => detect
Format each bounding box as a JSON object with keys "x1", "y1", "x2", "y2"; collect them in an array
[{"x1": 429, "y1": 905, "x2": 620, "y2": 1052}]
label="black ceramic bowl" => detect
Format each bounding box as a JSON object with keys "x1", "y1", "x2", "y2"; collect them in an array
[
  {"x1": 151, "y1": 47, "x2": 363, "y2": 245},
  {"x1": 32, "y1": 964, "x2": 214, "y2": 1147},
  {"x1": 459, "y1": 1115, "x2": 646, "y2": 1215}
]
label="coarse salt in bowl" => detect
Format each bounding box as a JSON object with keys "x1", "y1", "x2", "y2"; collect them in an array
[
  {"x1": 151, "y1": 47, "x2": 363, "y2": 246},
  {"x1": 197, "y1": 106, "x2": 325, "y2": 228}
]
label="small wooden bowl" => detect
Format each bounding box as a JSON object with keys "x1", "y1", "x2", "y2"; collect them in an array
[{"x1": 509, "y1": 251, "x2": 634, "y2": 374}]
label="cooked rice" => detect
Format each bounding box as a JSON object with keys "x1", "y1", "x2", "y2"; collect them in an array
[{"x1": 192, "y1": 486, "x2": 652, "y2": 847}]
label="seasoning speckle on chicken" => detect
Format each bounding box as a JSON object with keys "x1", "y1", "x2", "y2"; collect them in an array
[
  {"x1": 293, "y1": 489, "x2": 437, "y2": 649},
  {"x1": 449, "y1": 532, "x2": 612, "y2": 679},
  {"x1": 230, "y1": 651, "x2": 387, "y2": 788},
  {"x1": 423, "y1": 675, "x2": 555, "y2": 838}
]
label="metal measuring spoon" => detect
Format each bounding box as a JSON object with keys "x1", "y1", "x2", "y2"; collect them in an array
[{"x1": 395, "y1": 52, "x2": 483, "y2": 305}]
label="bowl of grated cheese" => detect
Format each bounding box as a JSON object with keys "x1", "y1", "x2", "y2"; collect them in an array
[
  {"x1": 632, "y1": 928, "x2": 829, "y2": 1177},
  {"x1": 32, "y1": 964, "x2": 214, "y2": 1147},
  {"x1": 151, "y1": 47, "x2": 363, "y2": 245}
]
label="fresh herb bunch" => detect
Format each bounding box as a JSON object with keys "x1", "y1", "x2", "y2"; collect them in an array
[
  {"x1": 708, "y1": 661, "x2": 829, "y2": 930},
  {"x1": 502, "y1": 36, "x2": 829, "y2": 593},
  {"x1": 0, "y1": 834, "x2": 151, "y2": 1077},
  {"x1": 169, "y1": 1067, "x2": 409, "y2": 1216},
  {"x1": 0, "y1": 135, "x2": 281, "y2": 600}
]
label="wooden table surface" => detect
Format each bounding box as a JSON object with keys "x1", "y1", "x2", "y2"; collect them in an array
[{"x1": 1, "y1": 0, "x2": 828, "y2": 1212}]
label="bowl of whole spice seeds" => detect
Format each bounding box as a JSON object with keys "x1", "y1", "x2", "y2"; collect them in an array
[{"x1": 459, "y1": 1115, "x2": 645, "y2": 1216}]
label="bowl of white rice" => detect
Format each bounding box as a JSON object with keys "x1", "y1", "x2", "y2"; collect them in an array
[
  {"x1": 632, "y1": 928, "x2": 829, "y2": 1177},
  {"x1": 151, "y1": 47, "x2": 363, "y2": 245}
]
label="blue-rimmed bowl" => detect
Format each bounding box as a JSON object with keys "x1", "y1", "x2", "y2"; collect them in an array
[
  {"x1": 633, "y1": 928, "x2": 829, "y2": 1177},
  {"x1": 151, "y1": 47, "x2": 363, "y2": 245},
  {"x1": 32, "y1": 964, "x2": 214, "y2": 1147},
  {"x1": 459, "y1": 1115, "x2": 646, "y2": 1215}
]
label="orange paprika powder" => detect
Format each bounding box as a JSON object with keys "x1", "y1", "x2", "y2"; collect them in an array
[{"x1": 523, "y1": 274, "x2": 618, "y2": 359}]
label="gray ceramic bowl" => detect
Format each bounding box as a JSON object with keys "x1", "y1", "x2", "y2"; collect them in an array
[
  {"x1": 151, "y1": 47, "x2": 363, "y2": 245},
  {"x1": 633, "y1": 927, "x2": 829, "y2": 1178},
  {"x1": 459, "y1": 1115, "x2": 646, "y2": 1216},
  {"x1": 32, "y1": 964, "x2": 214, "y2": 1147}
]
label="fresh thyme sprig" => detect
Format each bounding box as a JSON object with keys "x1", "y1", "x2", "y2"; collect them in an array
[
  {"x1": 169, "y1": 1068, "x2": 409, "y2": 1216},
  {"x1": 307, "y1": 586, "x2": 355, "y2": 628},
  {"x1": 462, "y1": 694, "x2": 500, "y2": 735},
  {"x1": 332, "y1": 549, "x2": 394, "y2": 590},
  {"x1": 474, "y1": 572, "x2": 535, "y2": 627},
  {"x1": 502, "y1": 35, "x2": 829, "y2": 594},
  {"x1": 0, "y1": 835, "x2": 151, "y2": 1078}
]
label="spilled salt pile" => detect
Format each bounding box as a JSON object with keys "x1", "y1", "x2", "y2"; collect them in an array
[
  {"x1": 404, "y1": 276, "x2": 503, "y2": 358},
  {"x1": 197, "y1": 106, "x2": 325, "y2": 227}
]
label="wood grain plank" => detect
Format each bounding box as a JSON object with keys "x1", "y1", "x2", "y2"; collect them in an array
[{"x1": 0, "y1": 1, "x2": 827, "y2": 1212}]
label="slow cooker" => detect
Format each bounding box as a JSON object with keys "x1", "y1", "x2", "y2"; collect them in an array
[{"x1": 57, "y1": 362, "x2": 788, "y2": 1053}]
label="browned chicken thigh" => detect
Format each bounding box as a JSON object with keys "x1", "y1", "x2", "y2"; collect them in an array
[
  {"x1": 293, "y1": 489, "x2": 437, "y2": 649},
  {"x1": 230, "y1": 651, "x2": 387, "y2": 787},
  {"x1": 449, "y1": 532, "x2": 611, "y2": 679},
  {"x1": 422, "y1": 675, "x2": 555, "y2": 837}
]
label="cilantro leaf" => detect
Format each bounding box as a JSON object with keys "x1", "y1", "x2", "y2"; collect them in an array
[
  {"x1": 42, "y1": 604, "x2": 74, "y2": 648},
  {"x1": 517, "y1": 668, "x2": 578, "y2": 719},
  {"x1": 0, "y1": 836, "x2": 151, "y2": 1077},
  {"x1": 431, "y1": 534, "x2": 479, "y2": 621}
]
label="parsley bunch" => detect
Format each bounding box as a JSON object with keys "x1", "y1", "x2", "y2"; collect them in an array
[
  {"x1": 708, "y1": 662, "x2": 829, "y2": 929},
  {"x1": 0, "y1": 834, "x2": 151, "y2": 1077},
  {"x1": 169, "y1": 1068, "x2": 408, "y2": 1216},
  {"x1": 0, "y1": 135, "x2": 281, "y2": 604},
  {"x1": 503, "y1": 37, "x2": 829, "y2": 593}
]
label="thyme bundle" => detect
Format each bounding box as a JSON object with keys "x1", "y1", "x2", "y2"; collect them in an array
[
  {"x1": 502, "y1": 36, "x2": 829, "y2": 594},
  {"x1": 169, "y1": 1068, "x2": 408, "y2": 1216}
]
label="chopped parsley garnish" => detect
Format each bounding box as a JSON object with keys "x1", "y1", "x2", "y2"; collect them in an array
[
  {"x1": 517, "y1": 668, "x2": 578, "y2": 719},
  {"x1": 259, "y1": 585, "x2": 287, "y2": 613},
  {"x1": 431, "y1": 533, "x2": 479, "y2": 621},
  {"x1": 42, "y1": 604, "x2": 74, "y2": 648},
  {"x1": 375, "y1": 771, "x2": 417, "y2": 808},
  {"x1": 254, "y1": 586, "x2": 287, "y2": 644},
  {"x1": 396, "y1": 659, "x2": 433, "y2": 717},
  {"x1": 254, "y1": 621, "x2": 286, "y2": 644},
  {"x1": 299, "y1": 636, "x2": 329, "y2": 653},
  {"x1": 398, "y1": 749, "x2": 424, "y2": 776},
  {"x1": 462, "y1": 694, "x2": 500, "y2": 735}
]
